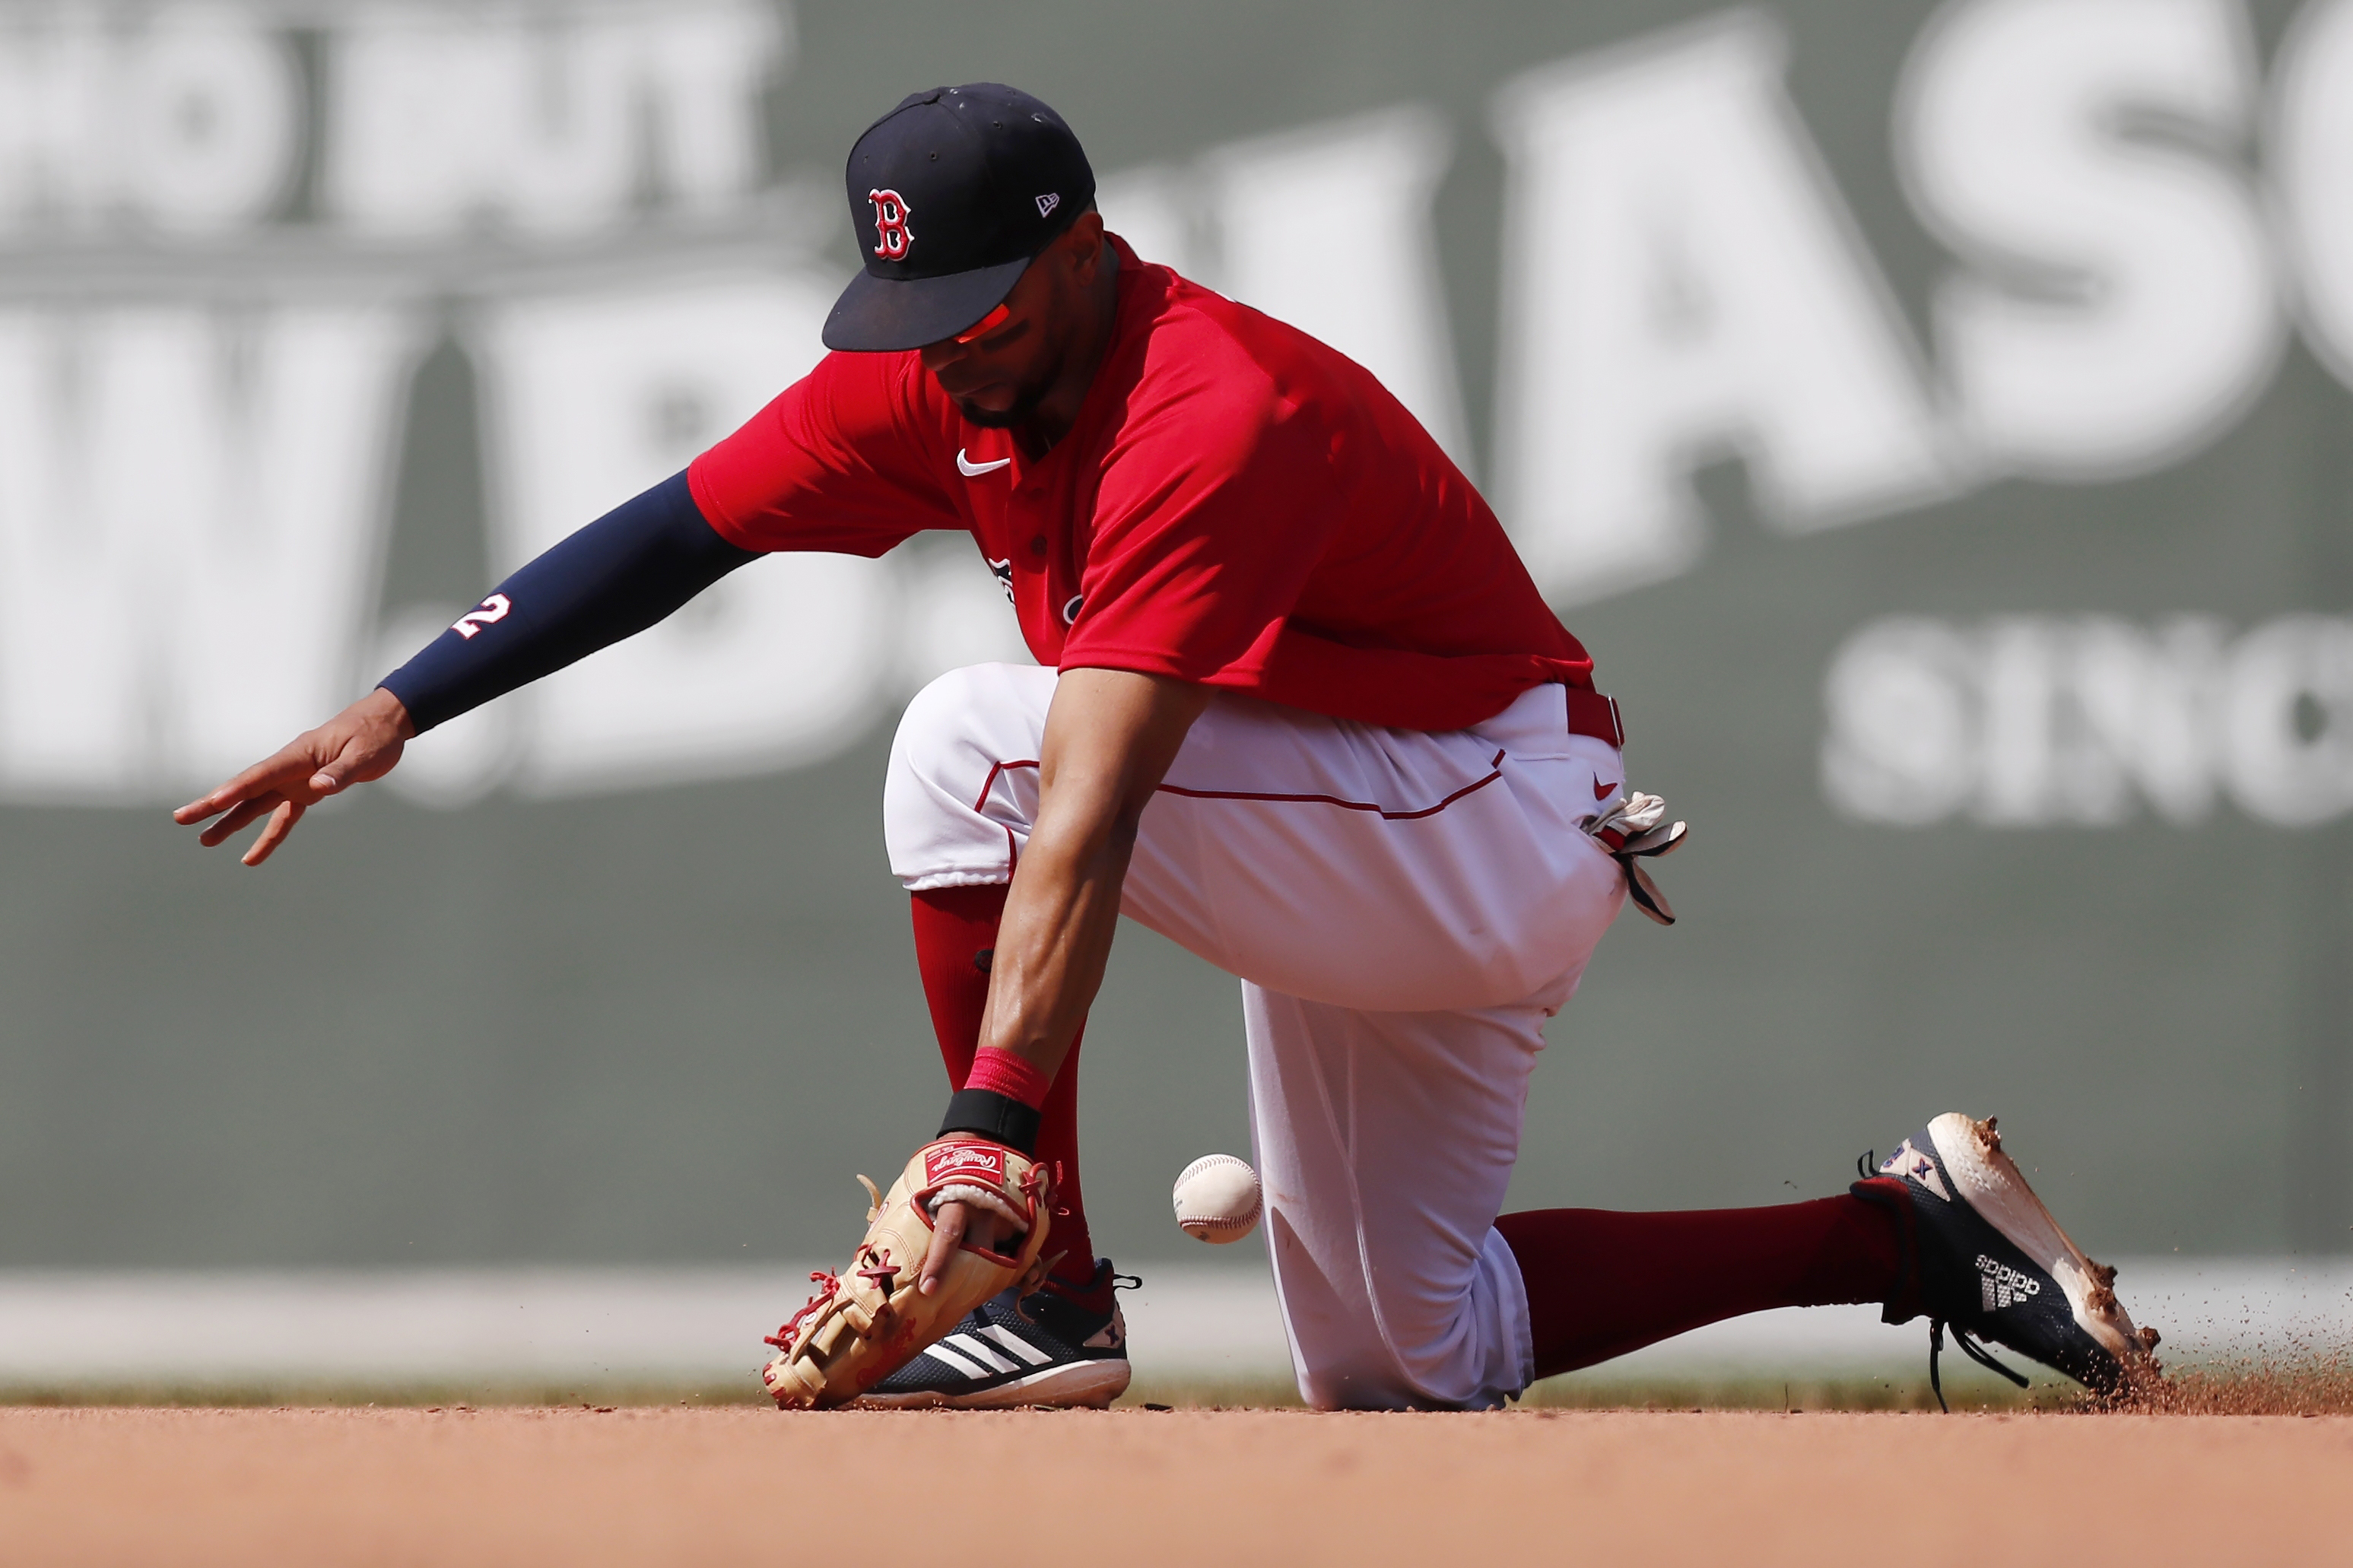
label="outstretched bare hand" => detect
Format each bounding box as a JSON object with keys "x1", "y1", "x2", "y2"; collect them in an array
[{"x1": 171, "y1": 687, "x2": 416, "y2": 865}]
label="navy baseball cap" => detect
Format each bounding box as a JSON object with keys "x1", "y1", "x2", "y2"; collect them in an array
[{"x1": 823, "y1": 84, "x2": 1096, "y2": 353}]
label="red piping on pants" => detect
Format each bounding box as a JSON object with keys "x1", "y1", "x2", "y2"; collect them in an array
[{"x1": 967, "y1": 749, "x2": 1510, "y2": 836}]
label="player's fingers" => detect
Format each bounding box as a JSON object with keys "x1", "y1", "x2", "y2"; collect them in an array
[
  {"x1": 173, "y1": 768, "x2": 262, "y2": 822},
  {"x1": 195, "y1": 795, "x2": 280, "y2": 847},
  {"x1": 173, "y1": 747, "x2": 315, "y2": 824},
  {"x1": 173, "y1": 773, "x2": 267, "y2": 824},
  {"x1": 920, "y1": 1202, "x2": 969, "y2": 1295},
  {"x1": 242, "y1": 799, "x2": 306, "y2": 867}
]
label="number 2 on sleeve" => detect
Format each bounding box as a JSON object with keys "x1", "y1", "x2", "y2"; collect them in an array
[{"x1": 451, "y1": 594, "x2": 511, "y2": 640}]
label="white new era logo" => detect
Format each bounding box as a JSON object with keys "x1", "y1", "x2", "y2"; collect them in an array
[
  {"x1": 1976, "y1": 1255, "x2": 2042, "y2": 1311},
  {"x1": 1035, "y1": 192, "x2": 1059, "y2": 218}
]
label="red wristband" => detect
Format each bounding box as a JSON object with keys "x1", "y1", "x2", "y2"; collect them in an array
[{"x1": 964, "y1": 1046, "x2": 1051, "y2": 1109}]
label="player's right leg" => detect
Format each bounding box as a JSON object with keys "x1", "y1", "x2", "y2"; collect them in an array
[
  {"x1": 878, "y1": 664, "x2": 1129, "y2": 1408},
  {"x1": 906, "y1": 879, "x2": 1103, "y2": 1295}
]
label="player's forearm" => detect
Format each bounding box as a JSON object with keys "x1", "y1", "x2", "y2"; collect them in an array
[
  {"x1": 977, "y1": 814, "x2": 1135, "y2": 1078},
  {"x1": 376, "y1": 471, "x2": 757, "y2": 732},
  {"x1": 976, "y1": 669, "x2": 1210, "y2": 1078}
]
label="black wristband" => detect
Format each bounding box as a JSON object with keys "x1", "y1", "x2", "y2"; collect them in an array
[{"x1": 938, "y1": 1088, "x2": 1041, "y2": 1157}]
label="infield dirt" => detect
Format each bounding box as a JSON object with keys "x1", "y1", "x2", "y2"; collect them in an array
[{"x1": 1, "y1": 1405, "x2": 2345, "y2": 1566}]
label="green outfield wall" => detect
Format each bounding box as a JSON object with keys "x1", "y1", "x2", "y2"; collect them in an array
[{"x1": 1, "y1": 0, "x2": 2345, "y2": 1267}]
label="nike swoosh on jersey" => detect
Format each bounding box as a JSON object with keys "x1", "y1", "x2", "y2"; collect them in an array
[
  {"x1": 1594, "y1": 779, "x2": 1620, "y2": 800},
  {"x1": 957, "y1": 449, "x2": 1013, "y2": 477}
]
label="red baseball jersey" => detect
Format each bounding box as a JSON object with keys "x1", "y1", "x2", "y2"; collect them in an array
[{"x1": 688, "y1": 236, "x2": 1599, "y2": 732}]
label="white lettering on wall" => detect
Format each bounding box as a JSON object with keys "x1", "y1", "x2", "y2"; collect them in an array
[
  {"x1": 1206, "y1": 109, "x2": 1472, "y2": 465},
  {"x1": 0, "y1": 2, "x2": 822, "y2": 810},
  {"x1": 1821, "y1": 620, "x2": 1981, "y2": 826},
  {"x1": 469, "y1": 272, "x2": 890, "y2": 801},
  {"x1": 0, "y1": 0, "x2": 2348, "y2": 827},
  {"x1": 2272, "y1": 0, "x2": 2353, "y2": 390},
  {"x1": 1824, "y1": 614, "x2": 2353, "y2": 827},
  {"x1": 324, "y1": 0, "x2": 783, "y2": 240},
  {"x1": 0, "y1": 6, "x2": 300, "y2": 234},
  {"x1": 2221, "y1": 616, "x2": 2353, "y2": 827},
  {"x1": 1491, "y1": 11, "x2": 1951, "y2": 605},
  {"x1": 1897, "y1": 0, "x2": 2278, "y2": 478},
  {"x1": 0, "y1": 306, "x2": 417, "y2": 800},
  {"x1": 0, "y1": 314, "x2": 150, "y2": 795}
]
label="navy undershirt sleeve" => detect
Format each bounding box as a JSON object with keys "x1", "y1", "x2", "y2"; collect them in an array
[{"x1": 378, "y1": 469, "x2": 757, "y2": 734}]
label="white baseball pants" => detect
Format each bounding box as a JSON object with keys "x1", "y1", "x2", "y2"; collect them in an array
[{"x1": 883, "y1": 664, "x2": 1627, "y2": 1410}]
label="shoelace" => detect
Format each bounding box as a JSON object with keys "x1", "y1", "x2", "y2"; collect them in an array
[
  {"x1": 1927, "y1": 1318, "x2": 2030, "y2": 1412},
  {"x1": 1859, "y1": 1147, "x2": 2036, "y2": 1411},
  {"x1": 1013, "y1": 1267, "x2": 1146, "y2": 1328}
]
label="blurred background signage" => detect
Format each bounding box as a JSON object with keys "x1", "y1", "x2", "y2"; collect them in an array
[{"x1": 2, "y1": 0, "x2": 2346, "y2": 1271}]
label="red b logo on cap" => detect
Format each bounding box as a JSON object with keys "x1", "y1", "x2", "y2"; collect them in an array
[{"x1": 868, "y1": 189, "x2": 913, "y2": 260}]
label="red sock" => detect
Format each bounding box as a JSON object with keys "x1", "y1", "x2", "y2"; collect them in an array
[
  {"x1": 1497, "y1": 1194, "x2": 1907, "y2": 1380},
  {"x1": 910, "y1": 884, "x2": 1101, "y2": 1300}
]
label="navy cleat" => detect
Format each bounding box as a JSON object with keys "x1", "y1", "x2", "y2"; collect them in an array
[
  {"x1": 1854, "y1": 1113, "x2": 2160, "y2": 1408},
  {"x1": 853, "y1": 1262, "x2": 1135, "y2": 1409}
]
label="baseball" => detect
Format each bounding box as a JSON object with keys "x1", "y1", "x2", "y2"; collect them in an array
[{"x1": 1173, "y1": 1154, "x2": 1262, "y2": 1244}]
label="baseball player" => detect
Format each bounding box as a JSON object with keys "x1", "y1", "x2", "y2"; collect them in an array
[{"x1": 176, "y1": 84, "x2": 2157, "y2": 1411}]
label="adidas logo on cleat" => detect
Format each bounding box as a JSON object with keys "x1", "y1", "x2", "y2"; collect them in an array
[
  {"x1": 1976, "y1": 1254, "x2": 2042, "y2": 1311},
  {"x1": 1859, "y1": 1116, "x2": 2155, "y2": 1405}
]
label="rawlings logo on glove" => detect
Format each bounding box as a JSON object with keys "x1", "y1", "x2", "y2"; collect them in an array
[
  {"x1": 925, "y1": 1143, "x2": 1009, "y2": 1184},
  {"x1": 761, "y1": 1136, "x2": 1053, "y2": 1409}
]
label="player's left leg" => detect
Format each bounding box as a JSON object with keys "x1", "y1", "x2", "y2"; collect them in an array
[
  {"x1": 1237, "y1": 972, "x2": 1924, "y2": 1406},
  {"x1": 1240, "y1": 981, "x2": 1561, "y2": 1410},
  {"x1": 1494, "y1": 1199, "x2": 1904, "y2": 1378}
]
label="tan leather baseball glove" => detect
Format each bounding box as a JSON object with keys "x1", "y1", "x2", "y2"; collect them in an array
[{"x1": 761, "y1": 1136, "x2": 1055, "y2": 1408}]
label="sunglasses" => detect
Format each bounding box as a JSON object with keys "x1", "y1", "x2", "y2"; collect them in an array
[{"x1": 951, "y1": 303, "x2": 1013, "y2": 345}]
